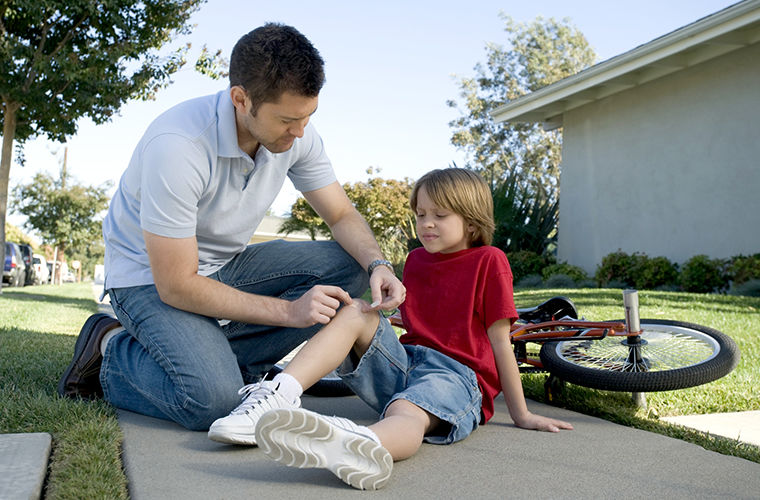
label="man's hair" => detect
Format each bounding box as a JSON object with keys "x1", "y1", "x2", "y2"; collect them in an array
[
  {"x1": 410, "y1": 168, "x2": 495, "y2": 247},
  {"x1": 229, "y1": 23, "x2": 325, "y2": 113}
]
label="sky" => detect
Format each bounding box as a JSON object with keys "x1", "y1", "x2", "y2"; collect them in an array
[{"x1": 10, "y1": 0, "x2": 741, "y2": 224}]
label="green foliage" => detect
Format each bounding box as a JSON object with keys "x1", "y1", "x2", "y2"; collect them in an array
[
  {"x1": 728, "y1": 254, "x2": 760, "y2": 285},
  {"x1": 281, "y1": 168, "x2": 415, "y2": 264},
  {"x1": 448, "y1": 15, "x2": 596, "y2": 196},
  {"x1": 507, "y1": 249, "x2": 555, "y2": 282},
  {"x1": 634, "y1": 256, "x2": 679, "y2": 290},
  {"x1": 1, "y1": 0, "x2": 206, "y2": 143},
  {"x1": 491, "y1": 169, "x2": 558, "y2": 255},
  {"x1": 594, "y1": 250, "x2": 639, "y2": 287},
  {"x1": 680, "y1": 255, "x2": 729, "y2": 293},
  {"x1": 11, "y1": 170, "x2": 110, "y2": 267},
  {"x1": 542, "y1": 262, "x2": 588, "y2": 283},
  {"x1": 729, "y1": 279, "x2": 760, "y2": 297},
  {"x1": 4, "y1": 221, "x2": 34, "y2": 246},
  {"x1": 543, "y1": 273, "x2": 577, "y2": 288},
  {"x1": 343, "y1": 169, "x2": 415, "y2": 264},
  {"x1": 0, "y1": 0, "x2": 214, "y2": 290},
  {"x1": 278, "y1": 197, "x2": 330, "y2": 241}
]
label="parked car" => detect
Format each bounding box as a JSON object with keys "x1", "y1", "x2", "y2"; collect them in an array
[
  {"x1": 3, "y1": 242, "x2": 26, "y2": 287},
  {"x1": 32, "y1": 253, "x2": 49, "y2": 285},
  {"x1": 18, "y1": 243, "x2": 35, "y2": 286}
]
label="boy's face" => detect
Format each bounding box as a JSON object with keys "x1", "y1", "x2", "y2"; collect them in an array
[{"x1": 414, "y1": 186, "x2": 473, "y2": 254}]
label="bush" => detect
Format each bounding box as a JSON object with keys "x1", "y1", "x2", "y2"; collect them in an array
[
  {"x1": 729, "y1": 278, "x2": 760, "y2": 297},
  {"x1": 516, "y1": 274, "x2": 543, "y2": 288},
  {"x1": 508, "y1": 250, "x2": 555, "y2": 283},
  {"x1": 544, "y1": 273, "x2": 577, "y2": 288},
  {"x1": 594, "y1": 251, "x2": 640, "y2": 287},
  {"x1": 679, "y1": 255, "x2": 728, "y2": 293},
  {"x1": 728, "y1": 254, "x2": 760, "y2": 285},
  {"x1": 542, "y1": 262, "x2": 588, "y2": 283},
  {"x1": 632, "y1": 256, "x2": 679, "y2": 290}
]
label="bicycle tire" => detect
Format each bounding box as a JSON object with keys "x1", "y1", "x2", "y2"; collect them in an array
[
  {"x1": 266, "y1": 364, "x2": 354, "y2": 397},
  {"x1": 538, "y1": 319, "x2": 740, "y2": 392}
]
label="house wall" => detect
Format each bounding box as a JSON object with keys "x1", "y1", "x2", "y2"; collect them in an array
[{"x1": 559, "y1": 42, "x2": 760, "y2": 273}]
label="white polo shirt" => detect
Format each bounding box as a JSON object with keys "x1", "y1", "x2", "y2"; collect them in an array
[{"x1": 102, "y1": 89, "x2": 336, "y2": 290}]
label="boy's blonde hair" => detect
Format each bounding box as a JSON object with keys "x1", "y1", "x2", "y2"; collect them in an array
[{"x1": 410, "y1": 168, "x2": 495, "y2": 247}]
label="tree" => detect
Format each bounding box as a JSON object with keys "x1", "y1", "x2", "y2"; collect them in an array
[
  {"x1": 0, "y1": 0, "x2": 211, "y2": 291},
  {"x1": 12, "y1": 167, "x2": 110, "y2": 282},
  {"x1": 448, "y1": 15, "x2": 596, "y2": 199},
  {"x1": 281, "y1": 168, "x2": 415, "y2": 264}
]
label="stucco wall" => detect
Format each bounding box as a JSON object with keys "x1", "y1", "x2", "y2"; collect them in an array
[{"x1": 559, "y1": 42, "x2": 760, "y2": 274}]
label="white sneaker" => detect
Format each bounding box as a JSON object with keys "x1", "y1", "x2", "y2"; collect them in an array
[
  {"x1": 207, "y1": 380, "x2": 300, "y2": 445},
  {"x1": 256, "y1": 408, "x2": 393, "y2": 490}
]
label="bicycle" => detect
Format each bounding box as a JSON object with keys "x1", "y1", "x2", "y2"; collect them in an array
[{"x1": 269, "y1": 290, "x2": 740, "y2": 400}]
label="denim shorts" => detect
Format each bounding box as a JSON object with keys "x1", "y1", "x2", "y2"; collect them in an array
[{"x1": 337, "y1": 315, "x2": 482, "y2": 445}]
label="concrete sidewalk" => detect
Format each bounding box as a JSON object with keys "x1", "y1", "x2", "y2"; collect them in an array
[{"x1": 118, "y1": 395, "x2": 760, "y2": 499}]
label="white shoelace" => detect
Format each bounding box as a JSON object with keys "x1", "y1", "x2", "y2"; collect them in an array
[{"x1": 230, "y1": 381, "x2": 281, "y2": 415}]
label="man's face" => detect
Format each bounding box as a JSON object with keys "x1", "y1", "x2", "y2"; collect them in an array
[{"x1": 240, "y1": 90, "x2": 319, "y2": 154}]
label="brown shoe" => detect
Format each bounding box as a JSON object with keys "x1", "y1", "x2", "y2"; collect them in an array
[{"x1": 58, "y1": 313, "x2": 122, "y2": 399}]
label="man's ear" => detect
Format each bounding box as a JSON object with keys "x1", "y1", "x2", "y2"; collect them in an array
[{"x1": 230, "y1": 86, "x2": 248, "y2": 112}]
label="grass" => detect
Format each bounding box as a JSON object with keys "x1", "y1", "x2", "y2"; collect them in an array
[
  {"x1": 0, "y1": 285, "x2": 757, "y2": 499},
  {"x1": 514, "y1": 288, "x2": 760, "y2": 463},
  {"x1": 0, "y1": 283, "x2": 128, "y2": 499}
]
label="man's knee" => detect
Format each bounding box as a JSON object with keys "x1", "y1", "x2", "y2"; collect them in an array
[{"x1": 174, "y1": 377, "x2": 241, "y2": 431}]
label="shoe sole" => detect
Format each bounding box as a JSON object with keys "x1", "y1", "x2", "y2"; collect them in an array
[
  {"x1": 57, "y1": 313, "x2": 116, "y2": 398},
  {"x1": 207, "y1": 427, "x2": 257, "y2": 446},
  {"x1": 256, "y1": 409, "x2": 393, "y2": 490}
]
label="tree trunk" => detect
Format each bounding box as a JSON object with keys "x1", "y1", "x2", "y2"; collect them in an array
[{"x1": 0, "y1": 99, "x2": 20, "y2": 294}]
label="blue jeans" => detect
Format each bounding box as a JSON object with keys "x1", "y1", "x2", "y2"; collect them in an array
[{"x1": 102, "y1": 240, "x2": 367, "y2": 430}]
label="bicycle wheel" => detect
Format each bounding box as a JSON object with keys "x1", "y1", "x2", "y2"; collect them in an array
[{"x1": 539, "y1": 319, "x2": 740, "y2": 392}]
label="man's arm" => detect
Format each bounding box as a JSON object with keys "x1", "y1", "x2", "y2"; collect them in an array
[
  {"x1": 143, "y1": 230, "x2": 352, "y2": 328},
  {"x1": 303, "y1": 181, "x2": 405, "y2": 310}
]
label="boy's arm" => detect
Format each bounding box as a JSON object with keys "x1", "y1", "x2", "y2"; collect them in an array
[{"x1": 487, "y1": 318, "x2": 574, "y2": 432}]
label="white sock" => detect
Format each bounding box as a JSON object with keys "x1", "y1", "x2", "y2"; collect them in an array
[
  {"x1": 272, "y1": 372, "x2": 304, "y2": 402},
  {"x1": 100, "y1": 327, "x2": 125, "y2": 356}
]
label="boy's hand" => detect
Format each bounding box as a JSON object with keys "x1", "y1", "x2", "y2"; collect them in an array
[{"x1": 514, "y1": 412, "x2": 574, "y2": 433}]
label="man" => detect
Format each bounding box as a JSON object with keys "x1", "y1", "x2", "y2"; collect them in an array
[{"x1": 58, "y1": 23, "x2": 405, "y2": 432}]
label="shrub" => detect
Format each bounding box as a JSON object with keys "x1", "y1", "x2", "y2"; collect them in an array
[
  {"x1": 508, "y1": 250, "x2": 555, "y2": 283},
  {"x1": 632, "y1": 256, "x2": 679, "y2": 290},
  {"x1": 544, "y1": 273, "x2": 577, "y2": 288},
  {"x1": 516, "y1": 274, "x2": 543, "y2": 288},
  {"x1": 594, "y1": 251, "x2": 640, "y2": 287},
  {"x1": 542, "y1": 262, "x2": 588, "y2": 283},
  {"x1": 679, "y1": 255, "x2": 728, "y2": 293},
  {"x1": 728, "y1": 254, "x2": 760, "y2": 285},
  {"x1": 729, "y1": 278, "x2": 760, "y2": 297}
]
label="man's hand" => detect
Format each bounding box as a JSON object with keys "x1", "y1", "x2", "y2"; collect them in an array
[
  {"x1": 287, "y1": 285, "x2": 353, "y2": 328},
  {"x1": 365, "y1": 265, "x2": 406, "y2": 312}
]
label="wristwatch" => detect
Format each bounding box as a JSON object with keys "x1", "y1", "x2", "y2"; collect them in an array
[{"x1": 367, "y1": 259, "x2": 393, "y2": 276}]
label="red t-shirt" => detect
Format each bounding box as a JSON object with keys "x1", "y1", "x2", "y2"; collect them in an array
[{"x1": 399, "y1": 245, "x2": 518, "y2": 422}]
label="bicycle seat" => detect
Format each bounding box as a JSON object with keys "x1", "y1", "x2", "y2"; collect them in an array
[{"x1": 517, "y1": 296, "x2": 578, "y2": 323}]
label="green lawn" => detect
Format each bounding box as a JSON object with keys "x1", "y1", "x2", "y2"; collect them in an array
[
  {"x1": 1, "y1": 285, "x2": 758, "y2": 499},
  {"x1": 0, "y1": 283, "x2": 128, "y2": 499}
]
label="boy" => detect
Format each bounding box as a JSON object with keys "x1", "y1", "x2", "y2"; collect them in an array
[{"x1": 209, "y1": 168, "x2": 572, "y2": 489}]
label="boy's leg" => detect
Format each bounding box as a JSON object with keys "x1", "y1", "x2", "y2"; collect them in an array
[
  {"x1": 370, "y1": 399, "x2": 440, "y2": 460},
  {"x1": 256, "y1": 408, "x2": 393, "y2": 490},
  {"x1": 212, "y1": 239, "x2": 368, "y2": 381},
  {"x1": 208, "y1": 300, "x2": 379, "y2": 444}
]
